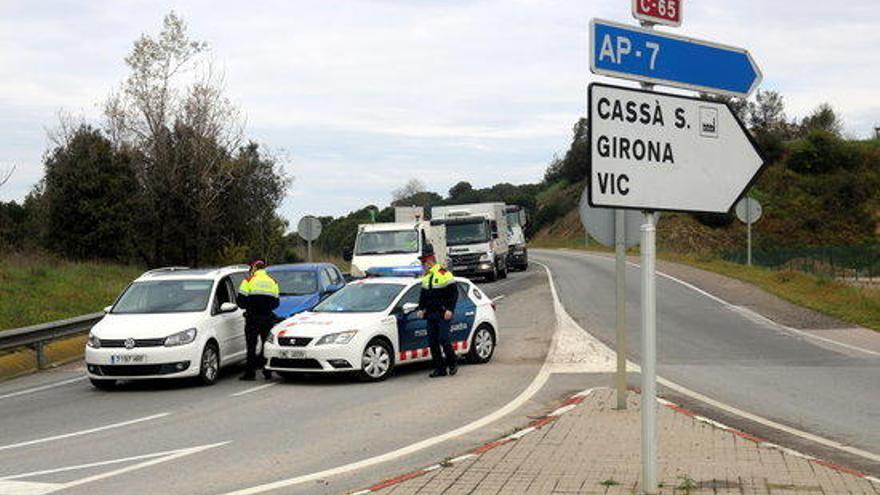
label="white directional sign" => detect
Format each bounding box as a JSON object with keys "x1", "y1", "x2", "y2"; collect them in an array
[{"x1": 588, "y1": 83, "x2": 765, "y2": 214}]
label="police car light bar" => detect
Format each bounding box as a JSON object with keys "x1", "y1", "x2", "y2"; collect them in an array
[{"x1": 364, "y1": 266, "x2": 424, "y2": 278}]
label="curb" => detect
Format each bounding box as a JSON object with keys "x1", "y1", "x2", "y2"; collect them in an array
[
  {"x1": 349, "y1": 387, "x2": 880, "y2": 494},
  {"x1": 348, "y1": 388, "x2": 599, "y2": 495}
]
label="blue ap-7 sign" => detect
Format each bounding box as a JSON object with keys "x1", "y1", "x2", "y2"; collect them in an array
[{"x1": 590, "y1": 19, "x2": 762, "y2": 97}]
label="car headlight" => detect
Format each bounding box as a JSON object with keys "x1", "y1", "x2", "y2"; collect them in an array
[
  {"x1": 87, "y1": 333, "x2": 101, "y2": 349},
  {"x1": 479, "y1": 253, "x2": 491, "y2": 262},
  {"x1": 164, "y1": 328, "x2": 198, "y2": 347},
  {"x1": 315, "y1": 330, "x2": 358, "y2": 345},
  {"x1": 266, "y1": 331, "x2": 276, "y2": 344}
]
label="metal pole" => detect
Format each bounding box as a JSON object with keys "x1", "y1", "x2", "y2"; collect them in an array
[
  {"x1": 615, "y1": 209, "x2": 627, "y2": 410},
  {"x1": 746, "y1": 199, "x2": 752, "y2": 266},
  {"x1": 640, "y1": 211, "x2": 657, "y2": 494},
  {"x1": 307, "y1": 239, "x2": 312, "y2": 262}
]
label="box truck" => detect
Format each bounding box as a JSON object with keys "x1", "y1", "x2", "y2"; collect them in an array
[
  {"x1": 348, "y1": 220, "x2": 446, "y2": 278},
  {"x1": 505, "y1": 205, "x2": 528, "y2": 270},
  {"x1": 431, "y1": 203, "x2": 509, "y2": 281}
]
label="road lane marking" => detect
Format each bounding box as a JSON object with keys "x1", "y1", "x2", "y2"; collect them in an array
[
  {"x1": 0, "y1": 377, "x2": 86, "y2": 401},
  {"x1": 0, "y1": 442, "x2": 229, "y2": 481},
  {"x1": 230, "y1": 383, "x2": 277, "y2": 397},
  {"x1": 534, "y1": 251, "x2": 880, "y2": 464},
  {"x1": 214, "y1": 266, "x2": 563, "y2": 495},
  {"x1": 548, "y1": 249, "x2": 880, "y2": 358},
  {"x1": 0, "y1": 413, "x2": 170, "y2": 452}
]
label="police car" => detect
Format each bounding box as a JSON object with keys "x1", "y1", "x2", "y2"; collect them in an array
[{"x1": 263, "y1": 276, "x2": 498, "y2": 381}]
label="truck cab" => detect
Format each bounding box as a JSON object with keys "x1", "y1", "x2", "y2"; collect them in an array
[
  {"x1": 431, "y1": 203, "x2": 509, "y2": 282},
  {"x1": 349, "y1": 221, "x2": 447, "y2": 278}
]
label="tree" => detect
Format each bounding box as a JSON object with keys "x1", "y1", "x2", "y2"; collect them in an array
[
  {"x1": 800, "y1": 103, "x2": 843, "y2": 137},
  {"x1": 99, "y1": 12, "x2": 289, "y2": 266},
  {"x1": 42, "y1": 125, "x2": 138, "y2": 260},
  {"x1": 392, "y1": 179, "x2": 426, "y2": 203},
  {"x1": 448, "y1": 181, "x2": 474, "y2": 200},
  {"x1": 544, "y1": 119, "x2": 589, "y2": 184},
  {"x1": 747, "y1": 90, "x2": 786, "y2": 133}
]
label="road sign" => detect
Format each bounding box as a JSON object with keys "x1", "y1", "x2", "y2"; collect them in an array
[
  {"x1": 735, "y1": 196, "x2": 762, "y2": 224},
  {"x1": 588, "y1": 83, "x2": 766, "y2": 214},
  {"x1": 632, "y1": 0, "x2": 681, "y2": 27},
  {"x1": 579, "y1": 188, "x2": 659, "y2": 248},
  {"x1": 589, "y1": 19, "x2": 761, "y2": 97},
  {"x1": 297, "y1": 216, "x2": 322, "y2": 241}
]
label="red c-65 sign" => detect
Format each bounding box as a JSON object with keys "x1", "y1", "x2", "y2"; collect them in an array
[{"x1": 632, "y1": 0, "x2": 682, "y2": 27}]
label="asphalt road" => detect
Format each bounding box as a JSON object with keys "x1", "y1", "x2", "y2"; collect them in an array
[
  {"x1": 532, "y1": 249, "x2": 880, "y2": 472},
  {"x1": 0, "y1": 268, "x2": 556, "y2": 495}
]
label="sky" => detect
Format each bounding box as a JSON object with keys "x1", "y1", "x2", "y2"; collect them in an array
[{"x1": 1, "y1": 0, "x2": 878, "y2": 227}]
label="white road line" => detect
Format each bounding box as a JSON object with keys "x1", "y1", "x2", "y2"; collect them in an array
[
  {"x1": 553, "y1": 249, "x2": 880, "y2": 358},
  {"x1": 491, "y1": 295, "x2": 506, "y2": 302},
  {"x1": 215, "y1": 265, "x2": 563, "y2": 495},
  {"x1": 536, "y1": 251, "x2": 880, "y2": 464},
  {"x1": 0, "y1": 377, "x2": 86, "y2": 401},
  {"x1": 230, "y1": 383, "x2": 277, "y2": 397},
  {"x1": 548, "y1": 404, "x2": 577, "y2": 417},
  {"x1": 449, "y1": 454, "x2": 477, "y2": 464},
  {"x1": 0, "y1": 442, "x2": 229, "y2": 481},
  {"x1": 0, "y1": 413, "x2": 170, "y2": 452},
  {"x1": 504, "y1": 427, "x2": 535, "y2": 441}
]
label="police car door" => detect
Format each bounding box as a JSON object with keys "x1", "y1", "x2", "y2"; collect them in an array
[
  {"x1": 394, "y1": 285, "x2": 430, "y2": 362},
  {"x1": 451, "y1": 282, "x2": 477, "y2": 354}
]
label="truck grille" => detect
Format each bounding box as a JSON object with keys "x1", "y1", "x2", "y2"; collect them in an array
[{"x1": 450, "y1": 253, "x2": 481, "y2": 265}]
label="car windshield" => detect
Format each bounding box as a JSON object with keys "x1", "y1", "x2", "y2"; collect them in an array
[
  {"x1": 446, "y1": 221, "x2": 489, "y2": 246},
  {"x1": 312, "y1": 283, "x2": 405, "y2": 313},
  {"x1": 111, "y1": 279, "x2": 213, "y2": 314},
  {"x1": 272, "y1": 271, "x2": 318, "y2": 296},
  {"x1": 355, "y1": 230, "x2": 419, "y2": 255}
]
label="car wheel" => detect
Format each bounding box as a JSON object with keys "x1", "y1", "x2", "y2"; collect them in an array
[
  {"x1": 358, "y1": 339, "x2": 393, "y2": 382},
  {"x1": 468, "y1": 325, "x2": 495, "y2": 364},
  {"x1": 90, "y1": 378, "x2": 117, "y2": 390},
  {"x1": 197, "y1": 342, "x2": 220, "y2": 386}
]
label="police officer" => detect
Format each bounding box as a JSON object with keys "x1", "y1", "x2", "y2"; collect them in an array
[
  {"x1": 416, "y1": 247, "x2": 458, "y2": 378},
  {"x1": 237, "y1": 260, "x2": 280, "y2": 381}
]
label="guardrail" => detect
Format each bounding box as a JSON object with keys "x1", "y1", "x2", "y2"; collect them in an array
[{"x1": 0, "y1": 313, "x2": 104, "y2": 369}]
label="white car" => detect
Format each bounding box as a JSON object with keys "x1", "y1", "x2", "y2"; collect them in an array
[
  {"x1": 85, "y1": 266, "x2": 249, "y2": 389},
  {"x1": 264, "y1": 276, "x2": 499, "y2": 381}
]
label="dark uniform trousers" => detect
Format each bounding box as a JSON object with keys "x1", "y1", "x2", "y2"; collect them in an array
[
  {"x1": 245, "y1": 315, "x2": 274, "y2": 373},
  {"x1": 426, "y1": 312, "x2": 456, "y2": 372}
]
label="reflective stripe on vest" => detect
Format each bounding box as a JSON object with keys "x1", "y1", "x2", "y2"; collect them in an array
[{"x1": 421, "y1": 264, "x2": 454, "y2": 289}]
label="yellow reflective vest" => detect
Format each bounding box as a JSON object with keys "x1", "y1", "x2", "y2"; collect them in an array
[
  {"x1": 238, "y1": 269, "x2": 280, "y2": 299},
  {"x1": 421, "y1": 264, "x2": 455, "y2": 289}
]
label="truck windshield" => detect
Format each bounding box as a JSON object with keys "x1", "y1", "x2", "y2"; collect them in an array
[
  {"x1": 355, "y1": 230, "x2": 419, "y2": 255},
  {"x1": 312, "y1": 283, "x2": 405, "y2": 313},
  {"x1": 111, "y1": 280, "x2": 213, "y2": 314},
  {"x1": 446, "y1": 221, "x2": 489, "y2": 246},
  {"x1": 506, "y1": 211, "x2": 521, "y2": 227}
]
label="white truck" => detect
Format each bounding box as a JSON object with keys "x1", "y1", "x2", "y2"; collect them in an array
[
  {"x1": 348, "y1": 214, "x2": 446, "y2": 278},
  {"x1": 504, "y1": 205, "x2": 528, "y2": 271},
  {"x1": 431, "y1": 203, "x2": 509, "y2": 281}
]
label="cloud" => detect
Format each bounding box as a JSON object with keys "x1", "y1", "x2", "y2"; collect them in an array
[{"x1": 1, "y1": 0, "x2": 878, "y2": 224}]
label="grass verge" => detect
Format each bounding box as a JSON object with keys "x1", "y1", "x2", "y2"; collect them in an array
[{"x1": 0, "y1": 253, "x2": 142, "y2": 331}]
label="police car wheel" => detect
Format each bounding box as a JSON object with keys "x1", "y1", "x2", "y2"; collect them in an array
[
  {"x1": 197, "y1": 343, "x2": 220, "y2": 386},
  {"x1": 358, "y1": 339, "x2": 393, "y2": 382},
  {"x1": 90, "y1": 378, "x2": 117, "y2": 390},
  {"x1": 468, "y1": 325, "x2": 495, "y2": 364}
]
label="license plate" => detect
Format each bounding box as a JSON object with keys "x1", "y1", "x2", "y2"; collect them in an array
[
  {"x1": 281, "y1": 350, "x2": 306, "y2": 359},
  {"x1": 110, "y1": 354, "x2": 147, "y2": 364}
]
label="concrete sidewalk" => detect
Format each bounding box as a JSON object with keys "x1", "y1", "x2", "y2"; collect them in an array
[{"x1": 359, "y1": 388, "x2": 879, "y2": 495}]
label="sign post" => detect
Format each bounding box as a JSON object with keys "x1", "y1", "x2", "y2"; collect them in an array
[
  {"x1": 589, "y1": 10, "x2": 764, "y2": 494},
  {"x1": 735, "y1": 197, "x2": 763, "y2": 266},
  {"x1": 297, "y1": 216, "x2": 323, "y2": 262},
  {"x1": 580, "y1": 191, "x2": 659, "y2": 411}
]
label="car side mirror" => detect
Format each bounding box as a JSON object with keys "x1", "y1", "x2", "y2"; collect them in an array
[
  {"x1": 342, "y1": 248, "x2": 353, "y2": 262},
  {"x1": 401, "y1": 302, "x2": 419, "y2": 315},
  {"x1": 103, "y1": 305, "x2": 112, "y2": 313},
  {"x1": 219, "y1": 302, "x2": 238, "y2": 313}
]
